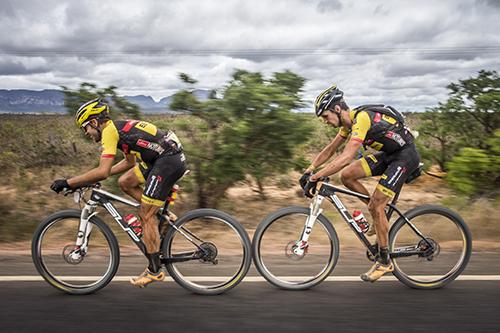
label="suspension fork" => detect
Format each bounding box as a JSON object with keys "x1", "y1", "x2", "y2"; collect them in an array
[
  {"x1": 75, "y1": 201, "x2": 98, "y2": 255},
  {"x1": 294, "y1": 194, "x2": 325, "y2": 256}
]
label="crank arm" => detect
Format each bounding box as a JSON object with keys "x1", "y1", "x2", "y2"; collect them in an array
[{"x1": 161, "y1": 251, "x2": 201, "y2": 264}]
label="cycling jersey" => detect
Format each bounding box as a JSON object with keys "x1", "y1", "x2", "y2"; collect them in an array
[
  {"x1": 339, "y1": 107, "x2": 420, "y2": 197},
  {"x1": 101, "y1": 120, "x2": 182, "y2": 162},
  {"x1": 100, "y1": 120, "x2": 187, "y2": 207},
  {"x1": 339, "y1": 108, "x2": 414, "y2": 154}
]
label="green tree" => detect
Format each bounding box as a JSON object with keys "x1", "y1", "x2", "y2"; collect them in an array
[
  {"x1": 61, "y1": 82, "x2": 141, "y2": 119},
  {"x1": 417, "y1": 70, "x2": 500, "y2": 171},
  {"x1": 417, "y1": 99, "x2": 473, "y2": 170},
  {"x1": 446, "y1": 129, "x2": 500, "y2": 197},
  {"x1": 170, "y1": 70, "x2": 312, "y2": 207},
  {"x1": 448, "y1": 70, "x2": 500, "y2": 147}
]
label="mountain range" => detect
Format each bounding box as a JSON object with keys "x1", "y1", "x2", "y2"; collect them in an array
[{"x1": 0, "y1": 89, "x2": 211, "y2": 114}]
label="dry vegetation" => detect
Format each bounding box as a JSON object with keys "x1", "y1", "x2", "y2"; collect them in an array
[{"x1": 0, "y1": 114, "x2": 498, "y2": 252}]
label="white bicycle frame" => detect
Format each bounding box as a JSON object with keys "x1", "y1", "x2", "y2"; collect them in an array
[{"x1": 71, "y1": 188, "x2": 141, "y2": 259}]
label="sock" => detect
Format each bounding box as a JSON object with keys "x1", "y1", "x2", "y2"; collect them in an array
[
  {"x1": 147, "y1": 252, "x2": 161, "y2": 273},
  {"x1": 378, "y1": 247, "x2": 390, "y2": 265}
]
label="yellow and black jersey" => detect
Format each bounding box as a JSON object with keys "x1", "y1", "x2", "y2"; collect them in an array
[
  {"x1": 100, "y1": 120, "x2": 182, "y2": 163},
  {"x1": 339, "y1": 108, "x2": 413, "y2": 154}
]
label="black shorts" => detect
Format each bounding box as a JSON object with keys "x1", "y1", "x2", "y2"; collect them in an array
[
  {"x1": 134, "y1": 152, "x2": 187, "y2": 207},
  {"x1": 360, "y1": 144, "x2": 420, "y2": 197}
]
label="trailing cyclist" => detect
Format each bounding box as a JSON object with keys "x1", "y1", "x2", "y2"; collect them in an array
[
  {"x1": 300, "y1": 85, "x2": 420, "y2": 282},
  {"x1": 50, "y1": 98, "x2": 187, "y2": 287}
]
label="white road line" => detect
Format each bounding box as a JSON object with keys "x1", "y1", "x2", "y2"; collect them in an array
[{"x1": 0, "y1": 275, "x2": 499, "y2": 282}]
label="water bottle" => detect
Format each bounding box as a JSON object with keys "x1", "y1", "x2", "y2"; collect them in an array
[
  {"x1": 125, "y1": 214, "x2": 142, "y2": 238},
  {"x1": 352, "y1": 210, "x2": 369, "y2": 233}
]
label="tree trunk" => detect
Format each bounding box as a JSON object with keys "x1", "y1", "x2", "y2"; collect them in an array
[{"x1": 256, "y1": 178, "x2": 267, "y2": 200}]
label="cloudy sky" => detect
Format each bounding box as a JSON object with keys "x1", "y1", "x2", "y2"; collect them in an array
[{"x1": 1, "y1": 0, "x2": 499, "y2": 111}]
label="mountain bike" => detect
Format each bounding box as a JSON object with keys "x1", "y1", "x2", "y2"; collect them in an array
[
  {"x1": 252, "y1": 167, "x2": 472, "y2": 290},
  {"x1": 32, "y1": 183, "x2": 252, "y2": 295}
]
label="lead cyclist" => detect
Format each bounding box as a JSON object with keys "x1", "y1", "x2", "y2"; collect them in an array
[{"x1": 50, "y1": 99, "x2": 187, "y2": 288}]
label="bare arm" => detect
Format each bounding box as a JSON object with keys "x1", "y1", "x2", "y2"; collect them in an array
[
  {"x1": 306, "y1": 132, "x2": 347, "y2": 172},
  {"x1": 67, "y1": 156, "x2": 115, "y2": 188},
  {"x1": 310, "y1": 139, "x2": 362, "y2": 181},
  {"x1": 110, "y1": 153, "x2": 136, "y2": 176}
]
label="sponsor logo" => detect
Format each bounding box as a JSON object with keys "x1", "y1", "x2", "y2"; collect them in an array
[
  {"x1": 374, "y1": 112, "x2": 382, "y2": 123},
  {"x1": 137, "y1": 139, "x2": 151, "y2": 148}
]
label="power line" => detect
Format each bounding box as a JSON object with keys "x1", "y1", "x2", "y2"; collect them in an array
[{"x1": 2, "y1": 46, "x2": 500, "y2": 57}]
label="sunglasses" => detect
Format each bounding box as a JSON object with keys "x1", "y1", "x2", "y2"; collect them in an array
[{"x1": 80, "y1": 121, "x2": 91, "y2": 133}]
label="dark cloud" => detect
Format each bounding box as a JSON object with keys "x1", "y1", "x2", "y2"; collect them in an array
[
  {"x1": 477, "y1": 0, "x2": 500, "y2": 9},
  {"x1": 0, "y1": 59, "x2": 49, "y2": 75},
  {"x1": 317, "y1": 0, "x2": 343, "y2": 13}
]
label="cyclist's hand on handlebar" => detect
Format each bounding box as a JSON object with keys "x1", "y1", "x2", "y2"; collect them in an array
[
  {"x1": 299, "y1": 171, "x2": 312, "y2": 190},
  {"x1": 50, "y1": 179, "x2": 70, "y2": 194},
  {"x1": 303, "y1": 179, "x2": 318, "y2": 198}
]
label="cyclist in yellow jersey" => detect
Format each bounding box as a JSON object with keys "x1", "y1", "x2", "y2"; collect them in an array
[
  {"x1": 299, "y1": 85, "x2": 420, "y2": 282},
  {"x1": 50, "y1": 99, "x2": 187, "y2": 287}
]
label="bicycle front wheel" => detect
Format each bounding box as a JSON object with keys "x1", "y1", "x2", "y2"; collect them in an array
[
  {"x1": 162, "y1": 209, "x2": 252, "y2": 295},
  {"x1": 252, "y1": 206, "x2": 339, "y2": 290},
  {"x1": 32, "y1": 209, "x2": 120, "y2": 295},
  {"x1": 390, "y1": 205, "x2": 472, "y2": 289}
]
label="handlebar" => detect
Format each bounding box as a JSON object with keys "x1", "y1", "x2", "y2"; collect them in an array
[{"x1": 61, "y1": 182, "x2": 101, "y2": 196}]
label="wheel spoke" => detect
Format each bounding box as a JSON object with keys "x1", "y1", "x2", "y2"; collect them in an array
[
  {"x1": 253, "y1": 207, "x2": 339, "y2": 290},
  {"x1": 32, "y1": 211, "x2": 119, "y2": 294},
  {"x1": 390, "y1": 206, "x2": 471, "y2": 288},
  {"x1": 163, "y1": 210, "x2": 251, "y2": 294}
]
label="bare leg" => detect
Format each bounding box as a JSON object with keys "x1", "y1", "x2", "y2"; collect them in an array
[
  {"x1": 368, "y1": 189, "x2": 392, "y2": 248},
  {"x1": 139, "y1": 203, "x2": 161, "y2": 254},
  {"x1": 359, "y1": 188, "x2": 395, "y2": 282},
  {"x1": 129, "y1": 201, "x2": 166, "y2": 287},
  {"x1": 118, "y1": 168, "x2": 143, "y2": 202},
  {"x1": 340, "y1": 159, "x2": 371, "y2": 204}
]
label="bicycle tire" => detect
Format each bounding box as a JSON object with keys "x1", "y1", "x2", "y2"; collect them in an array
[
  {"x1": 389, "y1": 205, "x2": 472, "y2": 289},
  {"x1": 32, "y1": 209, "x2": 120, "y2": 295},
  {"x1": 162, "y1": 209, "x2": 252, "y2": 295},
  {"x1": 252, "y1": 206, "x2": 340, "y2": 290}
]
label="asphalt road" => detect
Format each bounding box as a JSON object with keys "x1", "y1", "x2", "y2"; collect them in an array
[{"x1": 1, "y1": 251, "x2": 499, "y2": 333}]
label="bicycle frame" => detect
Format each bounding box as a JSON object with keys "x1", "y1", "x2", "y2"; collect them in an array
[
  {"x1": 73, "y1": 187, "x2": 208, "y2": 264},
  {"x1": 294, "y1": 182, "x2": 433, "y2": 259}
]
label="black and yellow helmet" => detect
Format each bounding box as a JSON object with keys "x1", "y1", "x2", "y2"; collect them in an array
[
  {"x1": 314, "y1": 84, "x2": 344, "y2": 117},
  {"x1": 75, "y1": 98, "x2": 109, "y2": 128}
]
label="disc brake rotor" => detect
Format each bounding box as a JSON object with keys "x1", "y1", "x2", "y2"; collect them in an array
[
  {"x1": 62, "y1": 245, "x2": 84, "y2": 265},
  {"x1": 285, "y1": 240, "x2": 308, "y2": 261}
]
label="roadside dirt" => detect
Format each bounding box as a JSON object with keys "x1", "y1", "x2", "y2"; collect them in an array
[{"x1": 1, "y1": 171, "x2": 498, "y2": 255}]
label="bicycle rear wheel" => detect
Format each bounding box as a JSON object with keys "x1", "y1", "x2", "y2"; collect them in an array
[
  {"x1": 32, "y1": 209, "x2": 120, "y2": 295},
  {"x1": 389, "y1": 205, "x2": 472, "y2": 289},
  {"x1": 252, "y1": 206, "x2": 339, "y2": 290},
  {"x1": 162, "y1": 209, "x2": 252, "y2": 295}
]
